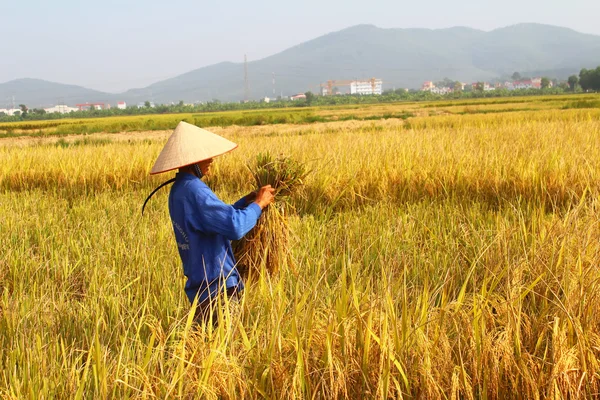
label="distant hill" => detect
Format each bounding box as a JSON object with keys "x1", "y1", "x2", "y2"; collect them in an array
[
  {"x1": 0, "y1": 78, "x2": 114, "y2": 108},
  {"x1": 3, "y1": 23, "x2": 600, "y2": 107}
]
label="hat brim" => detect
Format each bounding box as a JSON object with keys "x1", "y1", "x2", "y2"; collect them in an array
[
  {"x1": 149, "y1": 145, "x2": 238, "y2": 175},
  {"x1": 150, "y1": 121, "x2": 239, "y2": 175}
]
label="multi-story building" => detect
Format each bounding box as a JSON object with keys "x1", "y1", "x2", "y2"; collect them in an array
[
  {"x1": 350, "y1": 79, "x2": 383, "y2": 95},
  {"x1": 321, "y1": 79, "x2": 383, "y2": 96}
]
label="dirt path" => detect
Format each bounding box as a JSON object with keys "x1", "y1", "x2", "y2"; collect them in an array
[
  {"x1": 0, "y1": 118, "x2": 411, "y2": 148},
  {"x1": 0, "y1": 130, "x2": 172, "y2": 147}
]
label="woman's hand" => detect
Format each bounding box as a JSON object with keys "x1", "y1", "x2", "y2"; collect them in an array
[{"x1": 254, "y1": 185, "x2": 275, "y2": 209}]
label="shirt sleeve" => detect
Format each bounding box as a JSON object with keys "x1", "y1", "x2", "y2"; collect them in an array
[
  {"x1": 232, "y1": 196, "x2": 249, "y2": 209},
  {"x1": 191, "y1": 188, "x2": 262, "y2": 240}
]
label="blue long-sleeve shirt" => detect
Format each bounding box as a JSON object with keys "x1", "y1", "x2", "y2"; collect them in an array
[{"x1": 168, "y1": 172, "x2": 262, "y2": 303}]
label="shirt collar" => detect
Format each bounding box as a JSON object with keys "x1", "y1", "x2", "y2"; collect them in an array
[{"x1": 176, "y1": 171, "x2": 198, "y2": 181}]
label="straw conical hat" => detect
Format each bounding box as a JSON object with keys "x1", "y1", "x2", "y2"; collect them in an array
[{"x1": 150, "y1": 121, "x2": 237, "y2": 175}]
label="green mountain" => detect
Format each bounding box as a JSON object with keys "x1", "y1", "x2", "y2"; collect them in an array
[
  {"x1": 118, "y1": 23, "x2": 600, "y2": 103},
  {"x1": 3, "y1": 23, "x2": 600, "y2": 107},
  {"x1": 0, "y1": 78, "x2": 114, "y2": 109}
]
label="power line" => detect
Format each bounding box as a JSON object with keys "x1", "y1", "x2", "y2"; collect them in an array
[{"x1": 244, "y1": 54, "x2": 249, "y2": 102}]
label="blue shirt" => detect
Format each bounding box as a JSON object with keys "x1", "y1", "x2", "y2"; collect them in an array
[{"x1": 168, "y1": 172, "x2": 262, "y2": 303}]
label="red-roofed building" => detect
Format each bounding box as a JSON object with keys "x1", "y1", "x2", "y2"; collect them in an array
[
  {"x1": 290, "y1": 93, "x2": 306, "y2": 101},
  {"x1": 421, "y1": 81, "x2": 435, "y2": 91}
]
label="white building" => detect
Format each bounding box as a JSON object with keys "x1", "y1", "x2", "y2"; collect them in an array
[
  {"x1": 117, "y1": 101, "x2": 127, "y2": 109},
  {"x1": 0, "y1": 108, "x2": 24, "y2": 116},
  {"x1": 350, "y1": 79, "x2": 383, "y2": 95},
  {"x1": 44, "y1": 105, "x2": 79, "y2": 114},
  {"x1": 430, "y1": 87, "x2": 453, "y2": 95}
]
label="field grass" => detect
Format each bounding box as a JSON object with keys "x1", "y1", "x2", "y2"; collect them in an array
[
  {"x1": 1, "y1": 93, "x2": 598, "y2": 138},
  {"x1": 1, "y1": 97, "x2": 600, "y2": 398},
  {"x1": 0, "y1": 106, "x2": 412, "y2": 138}
]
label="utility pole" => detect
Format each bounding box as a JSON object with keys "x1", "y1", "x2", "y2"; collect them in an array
[{"x1": 244, "y1": 54, "x2": 249, "y2": 102}]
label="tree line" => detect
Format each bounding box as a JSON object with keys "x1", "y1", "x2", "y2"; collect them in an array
[
  {"x1": 577, "y1": 67, "x2": 600, "y2": 91},
  {"x1": 2, "y1": 67, "x2": 600, "y2": 123}
]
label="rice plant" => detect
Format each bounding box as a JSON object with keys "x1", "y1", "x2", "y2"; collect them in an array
[
  {"x1": 1, "y1": 98, "x2": 600, "y2": 399},
  {"x1": 233, "y1": 152, "x2": 308, "y2": 278}
]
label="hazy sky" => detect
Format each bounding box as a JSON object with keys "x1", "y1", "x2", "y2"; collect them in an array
[{"x1": 2, "y1": 0, "x2": 598, "y2": 93}]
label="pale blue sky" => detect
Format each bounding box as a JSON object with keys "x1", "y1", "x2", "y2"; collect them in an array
[{"x1": 1, "y1": 0, "x2": 598, "y2": 92}]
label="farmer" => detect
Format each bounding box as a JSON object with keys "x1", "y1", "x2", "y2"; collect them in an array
[{"x1": 143, "y1": 121, "x2": 275, "y2": 324}]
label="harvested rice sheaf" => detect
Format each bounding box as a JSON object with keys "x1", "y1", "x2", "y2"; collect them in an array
[{"x1": 233, "y1": 153, "x2": 307, "y2": 278}]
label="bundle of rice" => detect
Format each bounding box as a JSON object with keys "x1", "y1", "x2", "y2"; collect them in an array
[{"x1": 233, "y1": 153, "x2": 307, "y2": 278}]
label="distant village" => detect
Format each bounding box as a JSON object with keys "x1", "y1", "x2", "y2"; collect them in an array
[
  {"x1": 420, "y1": 77, "x2": 553, "y2": 95},
  {"x1": 0, "y1": 75, "x2": 571, "y2": 117},
  {"x1": 0, "y1": 78, "x2": 386, "y2": 116},
  {"x1": 0, "y1": 101, "x2": 129, "y2": 116}
]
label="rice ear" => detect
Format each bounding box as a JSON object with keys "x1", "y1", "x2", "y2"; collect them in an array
[{"x1": 233, "y1": 153, "x2": 307, "y2": 278}]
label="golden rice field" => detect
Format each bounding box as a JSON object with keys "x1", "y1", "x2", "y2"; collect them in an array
[
  {"x1": 1, "y1": 93, "x2": 598, "y2": 138},
  {"x1": 1, "y1": 100, "x2": 600, "y2": 399}
]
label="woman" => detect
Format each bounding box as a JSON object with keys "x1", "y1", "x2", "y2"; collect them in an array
[{"x1": 144, "y1": 121, "x2": 274, "y2": 324}]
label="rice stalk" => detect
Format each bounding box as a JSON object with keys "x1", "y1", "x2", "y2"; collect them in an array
[{"x1": 233, "y1": 153, "x2": 307, "y2": 278}]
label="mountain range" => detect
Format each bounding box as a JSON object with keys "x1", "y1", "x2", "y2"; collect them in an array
[{"x1": 2, "y1": 23, "x2": 600, "y2": 108}]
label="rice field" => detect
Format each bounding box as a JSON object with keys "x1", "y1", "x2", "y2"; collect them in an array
[
  {"x1": 1, "y1": 99, "x2": 600, "y2": 399},
  {"x1": 1, "y1": 93, "x2": 598, "y2": 138}
]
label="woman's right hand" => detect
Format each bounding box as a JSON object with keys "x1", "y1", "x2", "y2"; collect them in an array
[{"x1": 254, "y1": 185, "x2": 275, "y2": 209}]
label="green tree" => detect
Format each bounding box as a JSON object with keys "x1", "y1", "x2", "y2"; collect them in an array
[
  {"x1": 144, "y1": 101, "x2": 151, "y2": 108},
  {"x1": 453, "y1": 81, "x2": 463, "y2": 92},
  {"x1": 19, "y1": 104, "x2": 28, "y2": 117},
  {"x1": 580, "y1": 69, "x2": 590, "y2": 91},
  {"x1": 475, "y1": 82, "x2": 484, "y2": 92},
  {"x1": 579, "y1": 67, "x2": 600, "y2": 91},
  {"x1": 511, "y1": 72, "x2": 522, "y2": 81},
  {"x1": 304, "y1": 91, "x2": 315, "y2": 105},
  {"x1": 541, "y1": 77, "x2": 550, "y2": 89},
  {"x1": 434, "y1": 78, "x2": 453, "y2": 88},
  {"x1": 568, "y1": 75, "x2": 579, "y2": 91},
  {"x1": 156, "y1": 105, "x2": 169, "y2": 113}
]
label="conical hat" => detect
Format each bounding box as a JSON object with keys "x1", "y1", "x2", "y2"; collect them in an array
[{"x1": 150, "y1": 121, "x2": 238, "y2": 175}]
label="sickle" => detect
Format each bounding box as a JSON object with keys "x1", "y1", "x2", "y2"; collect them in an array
[
  {"x1": 141, "y1": 178, "x2": 176, "y2": 216},
  {"x1": 142, "y1": 165, "x2": 203, "y2": 216}
]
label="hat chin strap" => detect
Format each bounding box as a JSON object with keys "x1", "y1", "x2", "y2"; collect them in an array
[{"x1": 193, "y1": 164, "x2": 204, "y2": 179}]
